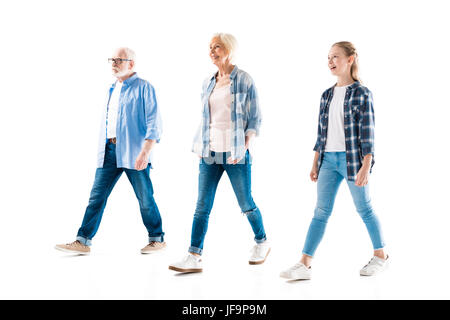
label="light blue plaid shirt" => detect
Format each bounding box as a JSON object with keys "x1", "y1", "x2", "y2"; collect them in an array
[{"x1": 192, "y1": 66, "x2": 262, "y2": 160}]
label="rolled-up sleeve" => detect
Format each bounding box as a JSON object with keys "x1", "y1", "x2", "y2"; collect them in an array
[
  {"x1": 360, "y1": 91, "x2": 375, "y2": 157},
  {"x1": 143, "y1": 83, "x2": 162, "y2": 142},
  {"x1": 313, "y1": 94, "x2": 326, "y2": 151},
  {"x1": 245, "y1": 81, "x2": 262, "y2": 136},
  {"x1": 313, "y1": 111, "x2": 321, "y2": 152}
]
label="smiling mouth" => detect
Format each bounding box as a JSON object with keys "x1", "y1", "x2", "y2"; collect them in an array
[{"x1": 330, "y1": 66, "x2": 336, "y2": 71}]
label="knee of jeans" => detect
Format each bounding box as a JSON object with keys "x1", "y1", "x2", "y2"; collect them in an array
[
  {"x1": 193, "y1": 210, "x2": 210, "y2": 222},
  {"x1": 355, "y1": 202, "x2": 375, "y2": 221},
  {"x1": 140, "y1": 198, "x2": 155, "y2": 210},
  {"x1": 242, "y1": 206, "x2": 258, "y2": 215},
  {"x1": 313, "y1": 206, "x2": 331, "y2": 222},
  {"x1": 195, "y1": 199, "x2": 212, "y2": 215},
  {"x1": 194, "y1": 201, "x2": 211, "y2": 219},
  {"x1": 88, "y1": 191, "x2": 105, "y2": 205}
]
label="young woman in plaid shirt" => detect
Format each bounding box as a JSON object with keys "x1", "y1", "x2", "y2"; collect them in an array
[{"x1": 281, "y1": 42, "x2": 388, "y2": 280}]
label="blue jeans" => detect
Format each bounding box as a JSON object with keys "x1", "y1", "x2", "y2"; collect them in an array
[
  {"x1": 76, "y1": 141, "x2": 164, "y2": 246},
  {"x1": 302, "y1": 152, "x2": 385, "y2": 257},
  {"x1": 189, "y1": 150, "x2": 267, "y2": 255}
]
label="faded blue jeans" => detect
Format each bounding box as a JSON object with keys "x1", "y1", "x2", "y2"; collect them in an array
[
  {"x1": 303, "y1": 152, "x2": 385, "y2": 257},
  {"x1": 76, "y1": 141, "x2": 164, "y2": 246},
  {"x1": 189, "y1": 150, "x2": 267, "y2": 255}
]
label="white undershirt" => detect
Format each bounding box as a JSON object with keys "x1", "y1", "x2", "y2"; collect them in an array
[
  {"x1": 325, "y1": 85, "x2": 349, "y2": 152},
  {"x1": 107, "y1": 81, "x2": 123, "y2": 139},
  {"x1": 209, "y1": 84, "x2": 232, "y2": 152}
]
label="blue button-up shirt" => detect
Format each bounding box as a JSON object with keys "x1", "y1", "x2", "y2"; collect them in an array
[
  {"x1": 313, "y1": 81, "x2": 375, "y2": 181},
  {"x1": 97, "y1": 73, "x2": 162, "y2": 169},
  {"x1": 192, "y1": 66, "x2": 262, "y2": 160}
]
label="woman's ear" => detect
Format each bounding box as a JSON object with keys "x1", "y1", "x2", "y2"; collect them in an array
[{"x1": 348, "y1": 55, "x2": 355, "y2": 65}]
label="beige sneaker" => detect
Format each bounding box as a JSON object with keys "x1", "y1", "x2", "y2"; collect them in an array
[
  {"x1": 141, "y1": 241, "x2": 167, "y2": 254},
  {"x1": 55, "y1": 240, "x2": 90, "y2": 255}
]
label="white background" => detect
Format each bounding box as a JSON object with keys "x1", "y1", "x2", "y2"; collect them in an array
[{"x1": 1, "y1": 0, "x2": 449, "y2": 299}]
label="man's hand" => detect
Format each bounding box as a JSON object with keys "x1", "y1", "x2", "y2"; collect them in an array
[
  {"x1": 135, "y1": 150, "x2": 150, "y2": 171},
  {"x1": 134, "y1": 139, "x2": 156, "y2": 171}
]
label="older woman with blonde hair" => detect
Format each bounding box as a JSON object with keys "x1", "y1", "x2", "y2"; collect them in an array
[{"x1": 169, "y1": 33, "x2": 270, "y2": 273}]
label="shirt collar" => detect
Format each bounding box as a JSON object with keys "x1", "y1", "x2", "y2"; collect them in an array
[
  {"x1": 230, "y1": 65, "x2": 238, "y2": 79},
  {"x1": 210, "y1": 65, "x2": 239, "y2": 81},
  {"x1": 348, "y1": 81, "x2": 360, "y2": 90},
  {"x1": 331, "y1": 80, "x2": 360, "y2": 91},
  {"x1": 112, "y1": 72, "x2": 138, "y2": 88},
  {"x1": 123, "y1": 72, "x2": 138, "y2": 86}
]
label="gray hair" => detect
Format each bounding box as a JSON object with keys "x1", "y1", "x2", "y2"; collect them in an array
[
  {"x1": 116, "y1": 47, "x2": 136, "y2": 64},
  {"x1": 212, "y1": 33, "x2": 238, "y2": 63}
]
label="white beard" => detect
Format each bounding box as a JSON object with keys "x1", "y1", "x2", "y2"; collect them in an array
[{"x1": 112, "y1": 67, "x2": 130, "y2": 78}]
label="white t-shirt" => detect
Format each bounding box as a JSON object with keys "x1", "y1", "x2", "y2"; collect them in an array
[
  {"x1": 325, "y1": 85, "x2": 349, "y2": 152},
  {"x1": 209, "y1": 84, "x2": 232, "y2": 152},
  {"x1": 107, "y1": 81, "x2": 123, "y2": 139}
]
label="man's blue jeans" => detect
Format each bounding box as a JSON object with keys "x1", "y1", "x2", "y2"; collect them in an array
[
  {"x1": 189, "y1": 150, "x2": 267, "y2": 255},
  {"x1": 76, "y1": 141, "x2": 164, "y2": 246},
  {"x1": 303, "y1": 152, "x2": 385, "y2": 257}
]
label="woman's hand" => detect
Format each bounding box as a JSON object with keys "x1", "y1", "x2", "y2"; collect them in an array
[
  {"x1": 355, "y1": 166, "x2": 370, "y2": 187},
  {"x1": 310, "y1": 165, "x2": 318, "y2": 182},
  {"x1": 227, "y1": 148, "x2": 246, "y2": 164},
  {"x1": 227, "y1": 156, "x2": 242, "y2": 165},
  {"x1": 355, "y1": 154, "x2": 373, "y2": 187},
  {"x1": 227, "y1": 135, "x2": 252, "y2": 165},
  {"x1": 310, "y1": 151, "x2": 320, "y2": 182}
]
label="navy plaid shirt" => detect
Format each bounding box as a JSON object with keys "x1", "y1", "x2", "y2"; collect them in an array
[{"x1": 313, "y1": 81, "x2": 375, "y2": 181}]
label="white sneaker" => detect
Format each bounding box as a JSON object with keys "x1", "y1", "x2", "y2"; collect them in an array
[
  {"x1": 280, "y1": 262, "x2": 312, "y2": 280},
  {"x1": 169, "y1": 254, "x2": 203, "y2": 273},
  {"x1": 360, "y1": 255, "x2": 389, "y2": 276},
  {"x1": 249, "y1": 242, "x2": 271, "y2": 265}
]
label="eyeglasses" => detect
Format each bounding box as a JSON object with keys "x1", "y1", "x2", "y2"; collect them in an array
[{"x1": 108, "y1": 58, "x2": 132, "y2": 65}]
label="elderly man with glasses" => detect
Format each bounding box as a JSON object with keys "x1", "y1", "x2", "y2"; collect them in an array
[{"x1": 56, "y1": 47, "x2": 165, "y2": 255}]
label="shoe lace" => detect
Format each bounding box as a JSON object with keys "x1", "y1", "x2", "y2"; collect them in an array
[
  {"x1": 68, "y1": 241, "x2": 81, "y2": 247},
  {"x1": 364, "y1": 257, "x2": 383, "y2": 269},
  {"x1": 284, "y1": 262, "x2": 309, "y2": 273},
  {"x1": 186, "y1": 254, "x2": 201, "y2": 263},
  {"x1": 291, "y1": 262, "x2": 305, "y2": 271},
  {"x1": 252, "y1": 245, "x2": 262, "y2": 255}
]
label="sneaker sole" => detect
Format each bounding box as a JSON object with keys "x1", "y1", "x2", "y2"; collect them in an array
[
  {"x1": 249, "y1": 248, "x2": 271, "y2": 265},
  {"x1": 168, "y1": 266, "x2": 203, "y2": 273},
  {"x1": 55, "y1": 246, "x2": 90, "y2": 255},
  {"x1": 280, "y1": 273, "x2": 311, "y2": 280},
  {"x1": 141, "y1": 246, "x2": 167, "y2": 254}
]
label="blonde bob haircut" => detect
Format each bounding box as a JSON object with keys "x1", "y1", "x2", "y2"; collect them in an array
[{"x1": 212, "y1": 33, "x2": 238, "y2": 63}]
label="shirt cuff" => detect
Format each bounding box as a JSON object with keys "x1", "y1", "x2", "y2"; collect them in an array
[
  {"x1": 313, "y1": 143, "x2": 320, "y2": 152},
  {"x1": 361, "y1": 145, "x2": 374, "y2": 157},
  {"x1": 145, "y1": 128, "x2": 161, "y2": 143}
]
